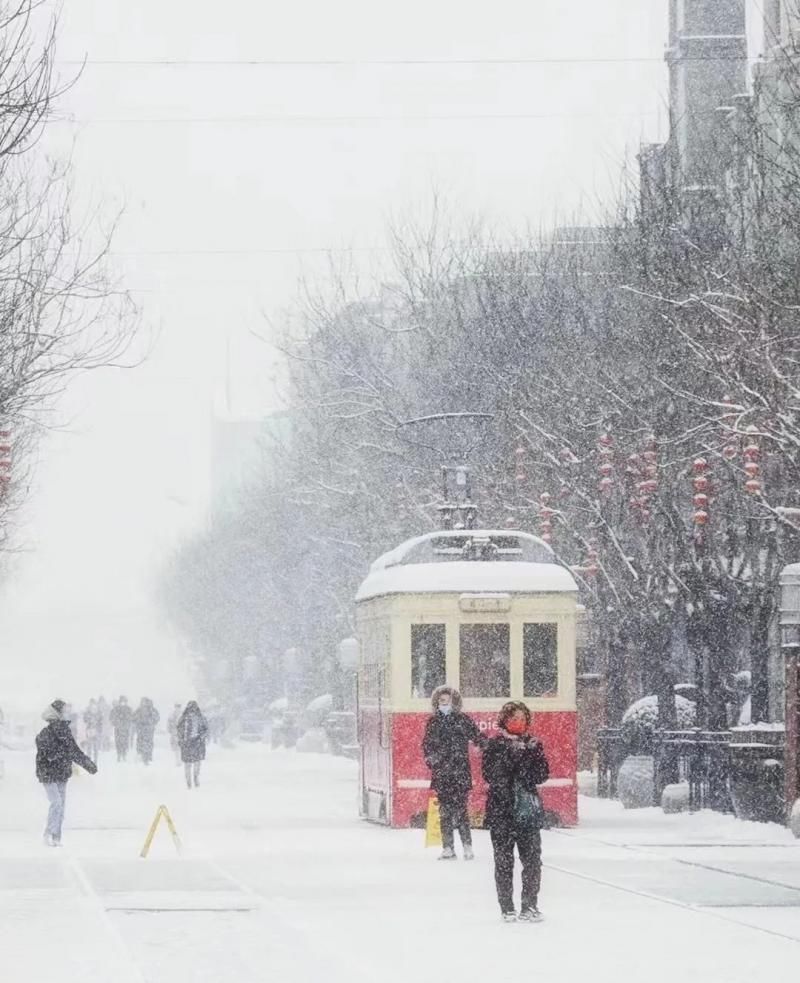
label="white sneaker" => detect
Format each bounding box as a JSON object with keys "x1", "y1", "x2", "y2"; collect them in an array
[
  {"x1": 438, "y1": 847, "x2": 456, "y2": 860},
  {"x1": 463, "y1": 845, "x2": 474, "y2": 861},
  {"x1": 501, "y1": 911, "x2": 517, "y2": 923},
  {"x1": 43, "y1": 834, "x2": 55, "y2": 848}
]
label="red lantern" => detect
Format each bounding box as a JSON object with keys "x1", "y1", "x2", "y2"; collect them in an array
[
  {"x1": 694, "y1": 509, "x2": 709, "y2": 525},
  {"x1": 693, "y1": 458, "x2": 708, "y2": 473},
  {"x1": 540, "y1": 492, "x2": 552, "y2": 505},
  {"x1": 745, "y1": 478, "x2": 762, "y2": 495},
  {"x1": 641, "y1": 478, "x2": 658, "y2": 495},
  {"x1": 693, "y1": 475, "x2": 709, "y2": 492},
  {"x1": 598, "y1": 477, "x2": 614, "y2": 494},
  {"x1": 599, "y1": 433, "x2": 613, "y2": 447},
  {"x1": 743, "y1": 443, "x2": 760, "y2": 461},
  {"x1": 744, "y1": 461, "x2": 760, "y2": 477},
  {"x1": 722, "y1": 444, "x2": 737, "y2": 461},
  {"x1": 643, "y1": 450, "x2": 658, "y2": 465},
  {"x1": 599, "y1": 462, "x2": 614, "y2": 477},
  {"x1": 693, "y1": 493, "x2": 709, "y2": 508}
]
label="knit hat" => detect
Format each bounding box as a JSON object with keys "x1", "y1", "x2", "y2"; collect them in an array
[{"x1": 42, "y1": 699, "x2": 67, "y2": 722}]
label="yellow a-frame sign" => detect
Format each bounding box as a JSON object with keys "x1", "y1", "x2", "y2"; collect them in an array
[{"x1": 140, "y1": 804, "x2": 182, "y2": 858}]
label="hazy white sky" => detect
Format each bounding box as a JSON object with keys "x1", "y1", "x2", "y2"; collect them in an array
[{"x1": 0, "y1": 0, "x2": 766, "y2": 709}]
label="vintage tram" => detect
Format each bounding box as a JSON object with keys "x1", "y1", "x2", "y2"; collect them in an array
[{"x1": 355, "y1": 529, "x2": 579, "y2": 828}]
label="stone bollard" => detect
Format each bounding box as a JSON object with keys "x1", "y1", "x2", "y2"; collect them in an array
[
  {"x1": 617, "y1": 755, "x2": 655, "y2": 809},
  {"x1": 790, "y1": 799, "x2": 800, "y2": 839},
  {"x1": 661, "y1": 782, "x2": 691, "y2": 814}
]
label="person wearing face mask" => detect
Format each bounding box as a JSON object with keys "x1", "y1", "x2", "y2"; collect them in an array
[
  {"x1": 482, "y1": 701, "x2": 549, "y2": 922},
  {"x1": 422, "y1": 686, "x2": 487, "y2": 860}
]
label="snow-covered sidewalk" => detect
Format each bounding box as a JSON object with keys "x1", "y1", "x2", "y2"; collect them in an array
[{"x1": 2, "y1": 742, "x2": 799, "y2": 982}]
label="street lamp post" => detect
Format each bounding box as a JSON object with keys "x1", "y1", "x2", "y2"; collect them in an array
[{"x1": 779, "y1": 563, "x2": 800, "y2": 836}]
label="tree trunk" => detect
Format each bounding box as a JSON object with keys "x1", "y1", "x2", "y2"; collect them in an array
[{"x1": 604, "y1": 627, "x2": 628, "y2": 727}]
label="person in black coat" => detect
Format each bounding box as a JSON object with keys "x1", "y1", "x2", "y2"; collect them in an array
[
  {"x1": 422, "y1": 686, "x2": 486, "y2": 860},
  {"x1": 35, "y1": 699, "x2": 98, "y2": 846},
  {"x1": 109, "y1": 696, "x2": 134, "y2": 762},
  {"x1": 177, "y1": 701, "x2": 209, "y2": 788},
  {"x1": 482, "y1": 700, "x2": 549, "y2": 922},
  {"x1": 133, "y1": 697, "x2": 160, "y2": 765}
]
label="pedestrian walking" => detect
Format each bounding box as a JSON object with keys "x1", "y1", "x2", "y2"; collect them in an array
[
  {"x1": 167, "y1": 702, "x2": 182, "y2": 766},
  {"x1": 482, "y1": 701, "x2": 549, "y2": 923},
  {"x1": 422, "y1": 686, "x2": 486, "y2": 861},
  {"x1": 177, "y1": 701, "x2": 208, "y2": 788},
  {"x1": 133, "y1": 698, "x2": 160, "y2": 765},
  {"x1": 97, "y1": 696, "x2": 111, "y2": 752},
  {"x1": 83, "y1": 698, "x2": 101, "y2": 763},
  {"x1": 109, "y1": 696, "x2": 134, "y2": 762},
  {"x1": 35, "y1": 700, "x2": 97, "y2": 846}
]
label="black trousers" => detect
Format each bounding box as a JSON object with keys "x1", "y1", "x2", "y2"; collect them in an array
[
  {"x1": 490, "y1": 826, "x2": 542, "y2": 913},
  {"x1": 438, "y1": 790, "x2": 472, "y2": 849}
]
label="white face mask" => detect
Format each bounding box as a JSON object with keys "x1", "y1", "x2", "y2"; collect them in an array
[{"x1": 438, "y1": 704, "x2": 453, "y2": 715}]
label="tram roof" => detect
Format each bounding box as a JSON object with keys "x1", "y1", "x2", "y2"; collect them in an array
[{"x1": 356, "y1": 530, "x2": 579, "y2": 601}]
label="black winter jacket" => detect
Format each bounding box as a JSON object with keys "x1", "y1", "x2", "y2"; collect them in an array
[
  {"x1": 482, "y1": 734, "x2": 549, "y2": 831},
  {"x1": 422, "y1": 711, "x2": 486, "y2": 797},
  {"x1": 35, "y1": 721, "x2": 98, "y2": 784},
  {"x1": 109, "y1": 704, "x2": 134, "y2": 734}
]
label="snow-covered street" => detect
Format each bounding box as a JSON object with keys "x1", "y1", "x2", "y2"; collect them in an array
[{"x1": 2, "y1": 741, "x2": 799, "y2": 982}]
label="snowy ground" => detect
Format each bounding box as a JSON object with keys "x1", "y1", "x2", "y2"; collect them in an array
[{"x1": 2, "y1": 740, "x2": 800, "y2": 982}]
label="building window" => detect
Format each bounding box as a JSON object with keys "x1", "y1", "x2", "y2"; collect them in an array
[
  {"x1": 411, "y1": 624, "x2": 446, "y2": 698},
  {"x1": 524, "y1": 623, "x2": 558, "y2": 697},
  {"x1": 459, "y1": 624, "x2": 510, "y2": 698}
]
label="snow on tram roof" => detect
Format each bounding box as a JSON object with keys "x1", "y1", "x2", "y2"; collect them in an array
[{"x1": 356, "y1": 530, "x2": 578, "y2": 601}]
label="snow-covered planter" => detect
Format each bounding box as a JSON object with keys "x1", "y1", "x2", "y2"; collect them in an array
[
  {"x1": 296, "y1": 727, "x2": 330, "y2": 754},
  {"x1": 621, "y1": 695, "x2": 696, "y2": 755},
  {"x1": 661, "y1": 782, "x2": 690, "y2": 814},
  {"x1": 790, "y1": 799, "x2": 800, "y2": 839},
  {"x1": 617, "y1": 755, "x2": 655, "y2": 809}
]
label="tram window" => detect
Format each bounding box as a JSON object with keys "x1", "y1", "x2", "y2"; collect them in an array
[
  {"x1": 523, "y1": 623, "x2": 558, "y2": 697},
  {"x1": 459, "y1": 624, "x2": 510, "y2": 698},
  {"x1": 411, "y1": 624, "x2": 446, "y2": 698}
]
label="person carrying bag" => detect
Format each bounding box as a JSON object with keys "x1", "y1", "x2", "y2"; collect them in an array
[{"x1": 482, "y1": 700, "x2": 549, "y2": 923}]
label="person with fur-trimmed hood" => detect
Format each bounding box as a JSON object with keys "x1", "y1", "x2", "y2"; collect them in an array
[
  {"x1": 35, "y1": 700, "x2": 98, "y2": 846},
  {"x1": 422, "y1": 685, "x2": 487, "y2": 860}
]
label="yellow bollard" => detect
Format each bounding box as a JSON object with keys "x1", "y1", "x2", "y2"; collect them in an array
[{"x1": 424, "y1": 796, "x2": 442, "y2": 848}]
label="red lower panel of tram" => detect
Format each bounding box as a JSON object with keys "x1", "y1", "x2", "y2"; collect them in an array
[{"x1": 385, "y1": 710, "x2": 578, "y2": 828}]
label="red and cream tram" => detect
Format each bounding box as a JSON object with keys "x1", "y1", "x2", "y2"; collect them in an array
[{"x1": 354, "y1": 529, "x2": 579, "y2": 828}]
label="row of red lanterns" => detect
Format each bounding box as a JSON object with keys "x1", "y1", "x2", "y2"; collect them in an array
[
  {"x1": 0, "y1": 424, "x2": 11, "y2": 497},
  {"x1": 597, "y1": 433, "x2": 614, "y2": 495},
  {"x1": 628, "y1": 436, "x2": 658, "y2": 522},
  {"x1": 538, "y1": 491, "x2": 553, "y2": 544},
  {"x1": 692, "y1": 457, "x2": 710, "y2": 529}
]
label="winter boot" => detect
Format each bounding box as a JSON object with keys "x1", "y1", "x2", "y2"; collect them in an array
[
  {"x1": 463, "y1": 845, "x2": 474, "y2": 860},
  {"x1": 518, "y1": 907, "x2": 543, "y2": 923},
  {"x1": 501, "y1": 911, "x2": 517, "y2": 923},
  {"x1": 438, "y1": 847, "x2": 456, "y2": 860}
]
